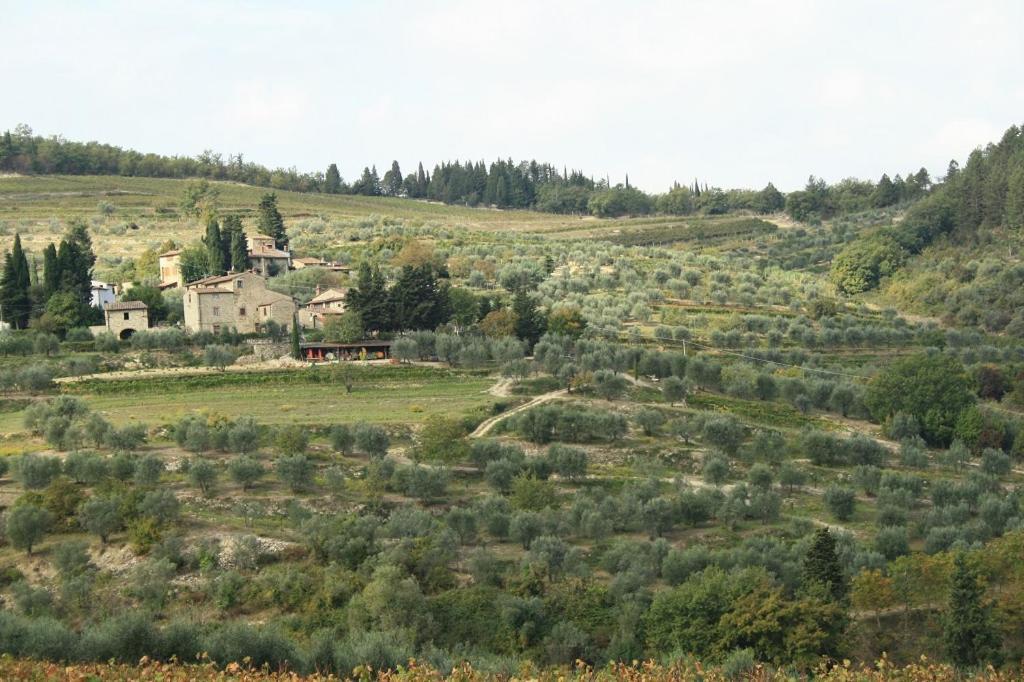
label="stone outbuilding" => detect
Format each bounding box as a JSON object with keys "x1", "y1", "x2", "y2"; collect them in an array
[{"x1": 102, "y1": 301, "x2": 149, "y2": 339}]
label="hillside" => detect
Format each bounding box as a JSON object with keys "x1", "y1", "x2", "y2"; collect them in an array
[{"x1": 0, "y1": 132, "x2": 1022, "y2": 678}]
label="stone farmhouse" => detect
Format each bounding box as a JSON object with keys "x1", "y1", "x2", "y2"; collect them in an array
[
  {"x1": 183, "y1": 271, "x2": 297, "y2": 334},
  {"x1": 158, "y1": 234, "x2": 291, "y2": 288},
  {"x1": 92, "y1": 301, "x2": 149, "y2": 339},
  {"x1": 246, "y1": 234, "x2": 291, "y2": 277},
  {"x1": 298, "y1": 287, "x2": 348, "y2": 329}
]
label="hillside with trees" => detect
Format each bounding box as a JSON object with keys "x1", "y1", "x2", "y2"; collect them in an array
[{"x1": 0, "y1": 123, "x2": 1022, "y2": 679}]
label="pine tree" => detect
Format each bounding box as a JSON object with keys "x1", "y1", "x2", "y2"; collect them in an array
[
  {"x1": 324, "y1": 163, "x2": 342, "y2": 194},
  {"x1": 512, "y1": 290, "x2": 546, "y2": 350},
  {"x1": 204, "y1": 216, "x2": 225, "y2": 276},
  {"x1": 42, "y1": 243, "x2": 59, "y2": 297},
  {"x1": 347, "y1": 262, "x2": 390, "y2": 333},
  {"x1": 944, "y1": 552, "x2": 1000, "y2": 668},
  {"x1": 56, "y1": 222, "x2": 96, "y2": 307},
  {"x1": 257, "y1": 193, "x2": 287, "y2": 250},
  {"x1": 802, "y1": 528, "x2": 848, "y2": 603},
  {"x1": 872, "y1": 173, "x2": 898, "y2": 208}
]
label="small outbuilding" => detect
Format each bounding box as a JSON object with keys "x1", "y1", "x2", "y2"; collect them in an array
[{"x1": 102, "y1": 301, "x2": 149, "y2": 340}]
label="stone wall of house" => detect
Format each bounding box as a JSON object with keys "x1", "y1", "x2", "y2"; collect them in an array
[
  {"x1": 106, "y1": 309, "x2": 149, "y2": 339},
  {"x1": 256, "y1": 299, "x2": 297, "y2": 333},
  {"x1": 184, "y1": 290, "x2": 233, "y2": 333}
]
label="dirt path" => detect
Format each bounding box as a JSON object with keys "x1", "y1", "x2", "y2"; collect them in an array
[{"x1": 470, "y1": 387, "x2": 568, "y2": 438}]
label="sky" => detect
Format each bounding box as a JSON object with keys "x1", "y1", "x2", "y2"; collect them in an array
[{"x1": 5, "y1": 0, "x2": 1024, "y2": 192}]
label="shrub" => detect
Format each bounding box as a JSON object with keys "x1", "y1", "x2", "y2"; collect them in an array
[
  {"x1": 77, "y1": 497, "x2": 122, "y2": 543},
  {"x1": 823, "y1": 485, "x2": 856, "y2": 521},
  {"x1": 15, "y1": 453, "x2": 63, "y2": 489},
  {"x1": 274, "y1": 425, "x2": 309, "y2": 456},
  {"x1": 228, "y1": 455, "x2": 265, "y2": 490},
  {"x1": 276, "y1": 454, "x2": 315, "y2": 492},
  {"x1": 354, "y1": 423, "x2": 390, "y2": 457},
  {"x1": 5, "y1": 504, "x2": 54, "y2": 554}
]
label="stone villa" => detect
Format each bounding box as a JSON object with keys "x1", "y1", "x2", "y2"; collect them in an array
[{"x1": 183, "y1": 271, "x2": 297, "y2": 334}]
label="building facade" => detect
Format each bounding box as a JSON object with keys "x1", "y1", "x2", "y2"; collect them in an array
[
  {"x1": 298, "y1": 287, "x2": 348, "y2": 329},
  {"x1": 158, "y1": 250, "x2": 183, "y2": 288},
  {"x1": 102, "y1": 301, "x2": 149, "y2": 339},
  {"x1": 183, "y1": 271, "x2": 296, "y2": 334}
]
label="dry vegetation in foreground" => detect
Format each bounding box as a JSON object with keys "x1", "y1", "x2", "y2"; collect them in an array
[{"x1": 0, "y1": 656, "x2": 1017, "y2": 682}]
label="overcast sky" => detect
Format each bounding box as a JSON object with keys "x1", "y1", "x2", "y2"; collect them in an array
[{"x1": 5, "y1": 0, "x2": 1024, "y2": 192}]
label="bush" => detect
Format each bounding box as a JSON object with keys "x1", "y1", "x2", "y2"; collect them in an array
[
  {"x1": 138, "y1": 489, "x2": 181, "y2": 526},
  {"x1": 823, "y1": 485, "x2": 856, "y2": 521},
  {"x1": 77, "y1": 497, "x2": 121, "y2": 543},
  {"x1": 354, "y1": 423, "x2": 390, "y2": 457},
  {"x1": 329, "y1": 424, "x2": 354, "y2": 454},
  {"x1": 274, "y1": 425, "x2": 309, "y2": 456},
  {"x1": 228, "y1": 455, "x2": 265, "y2": 490},
  {"x1": 276, "y1": 454, "x2": 315, "y2": 492},
  {"x1": 5, "y1": 504, "x2": 54, "y2": 554},
  {"x1": 15, "y1": 453, "x2": 63, "y2": 489},
  {"x1": 202, "y1": 344, "x2": 237, "y2": 370},
  {"x1": 188, "y1": 459, "x2": 218, "y2": 496}
]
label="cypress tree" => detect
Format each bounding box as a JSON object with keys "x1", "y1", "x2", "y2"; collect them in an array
[
  {"x1": 290, "y1": 314, "x2": 301, "y2": 359},
  {"x1": 230, "y1": 229, "x2": 248, "y2": 273},
  {"x1": 802, "y1": 527, "x2": 848, "y2": 603},
  {"x1": 204, "y1": 217, "x2": 225, "y2": 276},
  {"x1": 42, "y1": 243, "x2": 59, "y2": 297},
  {"x1": 944, "y1": 552, "x2": 1000, "y2": 668},
  {"x1": 9, "y1": 233, "x2": 31, "y2": 328},
  {"x1": 257, "y1": 193, "x2": 287, "y2": 250},
  {"x1": 347, "y1": 262, "x2": 390, "y2": 333},
  {"x1": 56, "y1": 223, "x2": 96, "y2": 307}
]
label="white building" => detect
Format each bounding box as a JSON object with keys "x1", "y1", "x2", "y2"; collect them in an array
[{"x1": 90, "y1": 281, "x2": 116, "y2": 309}]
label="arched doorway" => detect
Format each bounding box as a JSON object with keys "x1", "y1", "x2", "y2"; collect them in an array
[{"x1": 119, "y1": 328, "x2": 136, "y2": 340}]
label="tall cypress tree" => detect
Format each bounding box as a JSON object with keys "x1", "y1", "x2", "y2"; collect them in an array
[
  {"x1": 42, "y1": 243, "x2": 59, "y2": 297},
  {"x1": 257, "y1": 193, "x2": 287, "y2": 250},
  {"x1": 8, "y1": 233, "x2": 31, "y2": 328},
  {"x1": 230, "y1": 229, "x2": 249, "y2": 273},
  {"x1": 944, "y1": 552, "x2": 1000, "y2": 668},
  {"x1": 204, "y1": 216, "x2": 225, "y2": 277},
  {"x1": 290, "y1": 313, "x2": 301, "y2": 359}
]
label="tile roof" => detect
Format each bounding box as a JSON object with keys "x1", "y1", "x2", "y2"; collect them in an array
[
  {"x1": 307, "y1": 288, "x2": 349, "y2": 305},
  {"x1": 104, "y1": 301, "x2": 148, "y2": 311}
]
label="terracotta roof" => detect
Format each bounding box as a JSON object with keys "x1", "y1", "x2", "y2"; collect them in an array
[
  {"x1": 307, "y1": 288, "x2": 349, "y2": 305},
  {"x1": 256, "y1": 290, "x2": 294, "y2": 307},
  {"x1": 293, "y1": 257, "x2": 325, "y2": 265},
  {"x1": 158, "y1": 249, "x2": 181, "y2": 257},
  {"x1": 249, "y1": 248, "x2": 291, "y2": 259},
  {"x1": 104, "y1": 301, "x2": 148, "y2": 311}
]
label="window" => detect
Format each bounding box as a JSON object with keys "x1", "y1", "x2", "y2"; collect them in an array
[
  {"x1": 236, "y1": 279, "x2": 243, "y2": 289},
  {"x1": 123, "y1": 312, "x2": 130, "y2": 320},
  {"x1": 212, "y1": 306, "x2": 220, "y2": 316},
  {"x1": 213, "y1": 325, "x2": 221, "y2": 334},
  {"x1": 238, "y1": 307, "x2": 246, "y2": 317}
]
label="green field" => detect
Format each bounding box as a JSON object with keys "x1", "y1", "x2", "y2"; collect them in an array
[{"x1": 0, "y1": 366, "x2": 497, "y2": 431}]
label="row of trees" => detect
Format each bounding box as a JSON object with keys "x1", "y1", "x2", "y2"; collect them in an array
[
  {"x1": 3, "y1": 124, "x2": 941, "y2": 220},
  {"x1": 0, "y1": 225, "x2": 98, "y2": 332}
]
